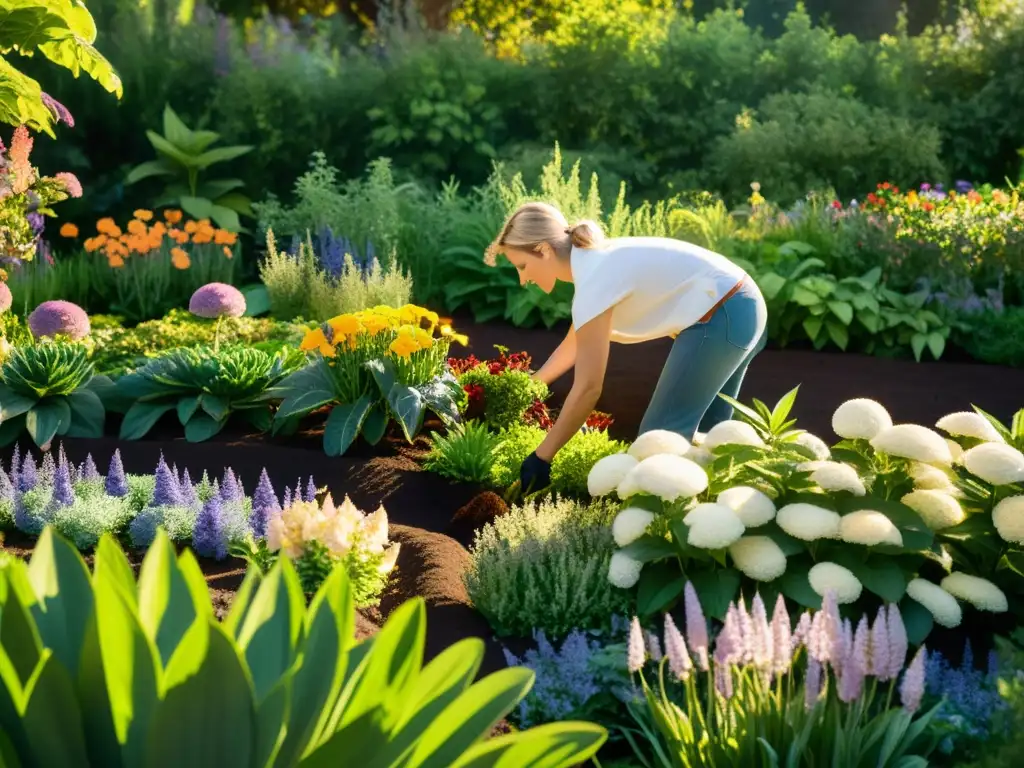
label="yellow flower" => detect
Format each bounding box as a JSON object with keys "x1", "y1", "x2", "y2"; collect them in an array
[
  {"x1": 300, "y1": 328, "x2": 336, "y2": 358},
  {"x1": 422, "y1": 308, "x2": 439, "y2": 329},
  {"x1": 328, "y1": 314, "x2": 362, "y2": 338},
  {"x1": 399, "y1": 304, "x2": 421, "y2": 325},
  {"x1": 359, "y1": 314, "x2": 390, "y2": 334},
  {"x1": 414, "y1": 328, "x2": 433, "y2": 350},
  {"x1": 440, "y1": 324, "x2": 469, "y2": 346},
  {"x1": 389, "y1": 335, "x2": 420, "y2": 358}
]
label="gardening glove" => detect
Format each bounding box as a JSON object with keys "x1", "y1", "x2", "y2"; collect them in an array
[{"x1": 519, "y1": 451, "x2": 552, "y2": 495}]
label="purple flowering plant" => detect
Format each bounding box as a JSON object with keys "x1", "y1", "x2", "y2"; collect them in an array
[{"x1": 622, "y1": 583, "x2": 942, "y2": 767}]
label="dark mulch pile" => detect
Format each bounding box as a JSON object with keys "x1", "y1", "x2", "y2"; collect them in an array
[{"x1": 446, "y1": 491, "x2": 510, "y2": 549}]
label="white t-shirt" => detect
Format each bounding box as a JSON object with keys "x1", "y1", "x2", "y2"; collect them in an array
[{"x1": 570, "y1": 237, "x2": 747, "y2": 344}]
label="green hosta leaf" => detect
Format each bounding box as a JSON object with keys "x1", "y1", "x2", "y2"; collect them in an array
[
  {"x1": 388, "y1": 385, "x2": 426, "y2": 443},
  {"x1": 126, "y1": 159, "x2": 176, "y2": 185},
  {"x1": 185, "y1": 414, "x2": 227, "y2": 442},
  {"x1": 688, "y1": 568, "x2": 741, "y2": 621},
  {"x1": 177, "y1": 395, "x2": 200, "y2": 425},
  {"x1": 825, "y1": 319, "x2": 849, "y2": 350},
  {"x1": 899, "y1": 597, "x2": 934, "y2": 645},
  {"x1": 200, "y1": 394, "x2": 229, "y2": 422},
  {"x1": 254, "y1": 670, "x2": 292, "y2": 768},
  {"x1": 24, "y1": 398, "x2": 70, "y2": 447},
  {"x1": 636, "y1": 561, "x2": 685, "y2": 617},
  {"x1": 780, "y1": 560, "x2": 821, "y2": 610},
  {"x1": 19, "y1": 651, "x2": 90, "y2": 767},
  {"x1": 0, "y1": 581, "x2": 43, "y2": 685},
  {"x1": 756, "y1": 273, "x2": 787, "y2": 301},
  {"x1": 275, "y1": 388, "x2": 336, "y2": 421},
  {"x1": 120, "y1": 402, "x2": 176, "y2": 440},
  {"x1": 802, "y1": 316, "x2": 823, "y2": 342},
  {"x1": 0, "y1": 385, "x2": 36, "y2": 421},
  {"x1": 64, "y1": 388, "x2": 106, "y2": 437},
  {"x1": 223, "y1": 570, "x2": 263, "y2": 640},
  {"x1": 361, "y1": 404, "x2": 388, "y2": 446},
  {"x1": 450, "y1": 721, "x2": 607, "y2": 768},
  {"x1": 323, "y1": 395, "x2": 374, "y2": 457},
  {"x1": 194, "y1": 145, "x2": 254, "y2": 169},
  {"x1": 147, "y1": 131, "x2": 196, "y2": 167},
  {"x1": 365, "y1": 358, "x2": 398, "y2": 398},
  {"x1": 828, "y1": 300, "x2": 854, "y2": 325},
  {"x1": 208, "y1": 204, "x2": 242, "y2": 234},
  {"x1": 618, "y1": 535, "x2": 676, "y2": 564},
  {"x1": 161, "y1": 104, "x2": 195, "y2": 148}
]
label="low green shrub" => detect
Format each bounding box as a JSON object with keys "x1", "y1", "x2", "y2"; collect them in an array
[
  {"x1": 423, "y1": 420, "x2": 501, "y2": 484},
  {"x1": 957, "y1": 308, "x2": 1024, "y2": 367},
  {"x1": 459, "y1": 366, "x2": 549, "y2": 431},
  {"x1": 465, "y1": 495, "x2": 631, "y2": 638}
]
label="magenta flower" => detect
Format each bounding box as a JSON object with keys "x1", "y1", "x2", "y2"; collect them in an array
[
  {"x1": 40, "y1": 93, "x2": 74, "y2": 128},
  {"x1": 0, "y1": 282, "x2": 11, "y2": 314},
  {"x1": 189, "y1": 282, "x2": 246, "y2": 319},
  {"x1": 27, "y1": 300, "x2": 90, "y2": 340}
]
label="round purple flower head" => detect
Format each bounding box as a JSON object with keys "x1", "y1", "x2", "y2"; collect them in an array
[
  {"x1": 28, "y1": 300, "x2": 90, "y2": 340},
  {"x1": 189, "y1": 283, "x2": 246, "y2": 319},
  {"x1": 0, "y1": 282, "x2": 12, "y2": 314}
]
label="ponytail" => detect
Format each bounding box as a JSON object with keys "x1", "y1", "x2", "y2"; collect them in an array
[{"x1": 566, "y1": 219, "x2": 604, "y2": 250}]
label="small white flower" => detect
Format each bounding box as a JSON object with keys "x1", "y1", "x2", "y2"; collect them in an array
[
  {"x1": 794, "y1": 431, "x2": 831, "y2": 461},
  {"x1": 619, "y1": 454, "x2": 709, "y2": 502},
  {"x1": 703, "y1": 420, "x2": 765, "y2": 450},
  {"x1": 685, "y1": 445, "x2": 714, "y2": 467},
  {"x1": 961, "y1": 443, "x2": 1024, "y2": 486},
  {"x1": 717, "y1": 486, "x2": 776, "y2": 527},
  {"x1": 940, "y1": 572, "x2": 1008, "y2": 613},
  {"x1": 992, "y1": 496, "x2": 1024, "y2": 545},
  {"x1": 870, "y1": 424, "x2": 953, "y2": 465},
  {"x1": 808, "y1": 562, "x2": 863, "y2": 604},
  {"x1": 839, "y1": 510, "x2": 903, "y2": 546},
  {"x1": 906, "y1": 578, "x2": 962, "y2": 628},
  {"x1": 901, "y1": 490, "x2": 966, "y2": 531},
  {"x1": 809, "y1": 462, "x2": 866, "y2": 496},
  {"x1": 832, "y1": 398, "x2": 892, "y2": 440},
  {"x1": 628, "y1": 429, "x2": 691, "y2": 460},
  {"x1": 608, "y1": 551, "x2": 643, "y2": 589},
  {"x1": 776, "y1": 503, "x2": 841, "y2": 541},
  {"x1": 587, "y1": 453, "x2": 639, "y2": 497},
  {"x1": 684, "y1": 503, "x2": 745, "y2": 549},
  {"x1": 728, "y1": 536, "x2": 787, "y2": 581},
  {"x1": 612, "y1": 507, "x2": 656, "y2": 547},
  {"x1": 936, "y1": 412, "x2": 1005, "y2": 443},
  {"x1": 908, "y1": 462, "x2": 957, "y2": 492},
  {"x1": 946, "y1": 439, "x2": 964, "y2": 464}
]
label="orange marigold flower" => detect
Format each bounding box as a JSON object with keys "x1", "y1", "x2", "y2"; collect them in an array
[
  {"x1": 222, "y1": 246, "x2": 233, "y2": 258},
  {"x1": 184, "y1": 220, "x2": 199, "y2": 234},
  {"x1": 133, "y1": 209, "x2": 153, "y2": 221},
  {"x1": 108, "y1": 254, "x2": 125, "y2": 268},
  {"x1": 171, "y1": 247, "x2": 191, "y2": 269},
  {"x1": 127, "y1": 219, "x2": 147, "y2": 236},
  {"x1": 149, "y1": 221, "x2": 167, "y2": 237},
  {"x1": 163, "y1": 209, "x2": 183, "y2": 224},
  {"x1": 922, "y1": 202, "x2": 935, "y2": 212},
  {"x1": 169, "y1": 228, "x2": 189, "y2": 244},
  {"x1": 96, "y1": 217, "x2": 121, "y2": 237},
  {"x1": 192, "y1": 230, "x2": 213, "y2": 245},
  {"x1": 59, "y1": 223, "x2": 79, "y2": 238},
  {"x1": 214, "y1": 229, "x2": 237, "y2": 245}
]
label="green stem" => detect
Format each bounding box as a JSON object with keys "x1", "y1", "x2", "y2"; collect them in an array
[{"x1": 214, "y1": 315, "x2": 223, "y2": 354}]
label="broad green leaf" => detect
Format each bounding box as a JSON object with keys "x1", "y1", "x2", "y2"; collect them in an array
[
  {"x1": 926, "y1": 331, "x2": 945, "y2": 360},
  {"x1": 388, "y1": 385, "x2": 426, "y2": 443},
  {"x1": 93, "y1": 534, "x2": 139, "y2": 608},
  {"x1": 212, "y1": 192, "x2": 254, "y2": 218},
  {"x1": 618, "y1": 535, "x2": 676, "y2": 564},
  {"x1": 254, "y1": 670, "x2": 292, "y2": 768},
  {"x1": 802, "y1": 316, "x2": 823, "y2": 341},
  {"x1": 19, "y1": 651, "x2": 89, "y2": 767},
  {"x1": 241, "y1": 284, "x2": 271, "y2": 317},
  {"x1": 301, "y1": 708, "x2": 390, "y2": 768},
  {"x1": 208, "y1": 204, "x2": 242, "y2": 233},
  {"x1": 688, "y1": 568, "x2": 741, "y2": 621},
  {"x1": 779, "y1": 560, "x2": 821, "y2": 609},
  {"x1": 360, "y1": 403, "x2": 388, "y2": 446},
  {"x1": 125, "y1": 159, "x2": 176, "y2": 185},
  {"x1": 0, "y1": 386, "x2": 36, "y2": 421},
  {"x1": 179, "y1": 195, "x2": 214, "y2": 221},
  {"x1": 910, "y1": 333, "x2": 927, "y2": 362},
  {"x1": 160, "y1": 103, "x2": 195, "y2": 150},
  {"x1": 194, "y1": 144, "x2": 254, "y2": 169},
  {"x1": 756, "y1": 272, "x2": 787, "y2": 301},
  {"x1": 177, "y1": 395, "x2": 200, "y2": 425},
  {"x1": 64, "y1": 388, "x2": 105, "y2": 437},
  {"x1": 825, "y1": 319, "x2": 849, "y2": 350},
  {"x1": 26, "y1": 528, "x2": 93, "y2": 674},
  {"x1": 119, "y1": 402, "x2": 176, "y2": 440},
  {"x1": 200, "y1": 394, "x2": 228, "y2": 422},
  {"x1": 899, "y1": 597, "x2": 934, "y2": 646},
  {"x1": 137, "y1": 530, "x2": 200, "y2": 669},
  {"x1": 147, "y1": 130, "x2": 196, "y2": 167},
  {"x1": 828, "y1": 551, "x2": 907, "y2": 603},
  {"x1": 769, "y1": 385, "x2": 800, "y2": 433},
  {"x1": 0, "y1": 588, "x2": 42, "y2": 685},
  {"x1": 636, "y1": 561, "x2": 685, "y2": 617},
  {"x1": 323, "y1": 396, "x2": 373, "y2": 457},
  {"x1": 25, "y1": 398, "x2": 70, "y2": 447},
  {"x1": 223, "y1": 569, "x2": 263, "y2": 639},
  {"x1": 827, "y1": 300, "x2": 854, "y2": 325},
  {"x1": 185, "y1": 414, "x2": 226, "y2": 442},
  {"x1": 365, "y1": 358, "x2": 397, "y2": 398},
  {"x1": 275, "y1": 388, "x2": 336, "y2": 421},
  {"x1": 451, "y1": 722, "x2": 608, "y2": 768}
]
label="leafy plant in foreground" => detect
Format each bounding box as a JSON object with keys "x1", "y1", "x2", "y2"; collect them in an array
[
  {"x1": 116, "y1": 345, "x2": 305, "y2": 442},
  {"x1": 0, "y1": 342, "x2": 113, "y2": 447},
  {"x1": 423, "y1": 419, "x2": 500, "y2": 484},
  {"x1": 0, "y1": 526, "x2": 608, "y2": 766}
]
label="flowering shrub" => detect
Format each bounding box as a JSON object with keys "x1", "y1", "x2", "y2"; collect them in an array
[
  {"x1": 238, "y1": 493, "x2": 400, "y2": 605},
  {"x1": 622, "y1": 586, "x2": 941, "y2": 766},
  {"x1": 592, "y1": 387, "x2": 1017, "y2": 643},
  {"x1": 453, "y1": 347, "x2": 550, "y2": 430},
  {"x1": 271, "y1": 304, "x2": 467, "y2": 455},
  {"x1": 0, "y1": 125, "x2": 82, "y2": 268},
  {"x1": 65, "y1": 209, "x2": 239, "y2": 322}
]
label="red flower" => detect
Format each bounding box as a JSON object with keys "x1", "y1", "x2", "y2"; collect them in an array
[
  {"x1": 831, "y1": 200, "x2": 842, "y2": 209},
  {"x1": 464, "y1": 383, "x2": 484, "y2": 403},
  {"x1": 488, "y1": 361, "x2": 504, "y2": 375},
  {"x1": 922, "y1": 202, "x2": 935, "y2": 212},
  {"x1": 585, "y1": 411, "x2": 615, "y2": 431},
  {"x1": 448, "y1": 354, "x2": 481, "y2": 375},
  {"x1": 880, "y1": 182, "x2": 891, "y2": 190},
  {"x1": 524, "y1": 399, "x2": 554, "y2": 430}
]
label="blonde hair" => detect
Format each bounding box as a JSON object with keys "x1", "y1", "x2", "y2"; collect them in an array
[{"x1": 484, "y1": 201, "x2": 604, "y2": 266}]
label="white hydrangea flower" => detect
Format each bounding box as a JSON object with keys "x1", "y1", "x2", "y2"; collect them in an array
[
  {"x1": 692, "y1": 431, "x2": 707, "y2": 446},
  {"x1": 946, "y1": 439, "x2": 964, "y2": 464},
  {"x1": 717, "y1": 486, "x2": 776, "y2": 527},
  {"x1": 685, "y1": 445, "x2": 714, "y2": 467},
  {"x1": 935, "y1": 412, "x2": 1005, "y2": 444},
  {"x1": 992, "y1": 496, "x2": 1024, "y2": 545},
  {"x1": 587, "y1": 453, "x2": 640, "y2": 497},
  {"x1": 961, "y1": 443, "x2": 1024, "y2": 486},
  {"x1": 901, "y1": 490, "x2": 966, "y2": 531},
  {"x1": 608, "y1": 551, "x2": 643, "y2": 589},
  {"x1": 906, "y1": 578, "x2": 963, "y2": 628},
  {"x1": 870, "y1": 424, "x2": 953, "y2": 465},
  {"x1": 684, "y1": 503, "x2": 745, "y2": 549},
  {"x1": 808, "y1": 562, "x2": 863, "y2": 604},
  {"x1": 793, "y1": 431, "x2": 831, "y2": 461},
  {"x1": 703, "y1": 420, "x2": 765, "y2": 450},
  {"x1": 940, "y1": 572, "x2": 1008, "y2": 613},
  {"x1": 619, "y1": 454, "x2": 709, "y2": 502},
  {"x1": 909, "y1": 462, "x2": 957, "y2": 492},
  {"x1": 776, "y1": 503, "x2": 841, "y2": 541},
  {"x1": 612, "y1": 507, "x2": 656, "y2": 547},
  {"x1": 832, "y1": 398, "x2": 892, "y2": 440},
  {"x1": 809, "y1": 462, "x2": 866, "y2": 496},
  {"x1": 628, "y1": 429, "x2": 691, "y2": 460},
  {"x1": 839, "y1": 510, "x2": 903, "y2": 547},
  {"x1": 728, "y1": 536, "x2": 788, "y2": 581}
]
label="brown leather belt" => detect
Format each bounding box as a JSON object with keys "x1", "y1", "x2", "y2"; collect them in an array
[{"x1": 698, "y1": 277, "x2": 746, "y2": 323}]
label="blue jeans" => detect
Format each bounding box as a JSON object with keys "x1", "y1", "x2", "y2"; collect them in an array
[{"x1": 638, "y1": 281, "x2": 768, "y2": 441}]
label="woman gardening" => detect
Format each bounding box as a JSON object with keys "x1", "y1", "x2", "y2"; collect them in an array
[{"x1": 486, "y1": 201, "x2": 768, "y2": 493}]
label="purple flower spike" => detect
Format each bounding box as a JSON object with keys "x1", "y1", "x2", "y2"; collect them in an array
[
  {"x1": 40, "y1": 451, "x2": 55, "y2": 485},
  {"x1": 193, "y1": 495, "x2": 228, "y2": 560},
  {"x1": 900, "y1": 646, "x2": 927, "y2": 713},
  {"x1": 683, "y1": 581, "x2": 709, "y2": 671},
  {"x1": 80, "y1": 454, "x2": 100, "y2": 482},
  {"x1": 0, "y1": 468, "x2": 14, "y2": 502},
  {"x1": 220, "y1": 468, "x2": 242, "y2": 502},
  {"x1": 153, "y1": 455, "x2": 182, "y2": 506},
  {"x1": 188, "y1": 283, "x2": 246, "y2": 319},
  {"x1": 40, "y1": 92, "x2": 74, "y2": 128},
  {"x1": 250, "y1": 468, "x2": 280, "y2": 540},
  {"x1": 27, "y1": 300, "x2": 90, "y2": 340},
  {"x1": 52, "y1": 457, "x2": 74, "y2": 506},
  {"x1": 303, "y1": 476, "x2": 316, "y2": 503},
  {"x1": 180, "y1": 468, "x2": 198, "y2": 506},
  {"x1": 105, "y1": 449, "x2": 128, "y2": 497},
  {"x1": 282, "y1": 487, "x2": 293, "y2": 509},
  {"x1": 18, "y1": 453, "x2": 37, "y2": 492},
  {"x1": 9, "y1": 444, "x2": 21, "y2": 479},
  {"x1": 0, "y1": 282, "x2": 12, "y2": 314}
]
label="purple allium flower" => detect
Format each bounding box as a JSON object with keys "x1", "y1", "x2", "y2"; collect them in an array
[
  {"x1": 871, "y1": 606, "x2": 891, "y2": 681},
  {"x1": 664, "y1": 613, "x2": 692, "y2": 681},
  {"x1": 40, "y1": 92, "x2": 74, "y2": 128},
  {"x1": 250, "y1": 468, "x2": 280, "y2": 539},
  {"x1": 303, "y1": 476, "x2": 316, "y2": 502},
  {"x1": 27, "y1": 300, "x2": 90, "y2": 340},
  {"x1": 887, "y1": 603, "x2": 909, "y2": 680},
  {"x1": 52, "y1": 456, "x2": 74, "y2": 506},
  {"x1": 27, "y1": 212, "x2": 44, "y2": 235},
  {"x1": 805, "y1": 657, "x2": 823, "y2": 711},
  {"x1": 54, "y1": 172, "x2": 82, "y2": 198},
  {"x1": 152, "y1": 455, "x2": 182, "y2": 506},
  {"x1": 901, "y1": 646, "x2": 927, "y2": 713},
  {"x1": 193, "y1": 495, "x2": 228, "y2": 560},
  {"x1": 626, "y1": 617, "x2": 645, "y2": 673},
  {"x1": 0, "y1": 282, "x2": 11, "y2": 314},
  {"x1": 770, "y1": 594, "x2": 792, "y2": 676},
  {"x1": 220, "y1": 467, "x2": 242, "y2": 502},
  {"x1": 18, "y1": 452, "x2": 37, "y2": 492},
  {"x1": 683, "y1": 581, "x2": 709, "y2": 671},
  {"x1": 105, "y1": 449, "x2": 128, "y2": 497},
  {"x1": 188, "y1": 283, "x2": 246, "y2": 319},
  {"x1": 80, "y1": 453, "x2": 100, "y2": 482}
]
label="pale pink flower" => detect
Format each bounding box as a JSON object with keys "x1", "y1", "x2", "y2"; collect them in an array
[
  {"x1": 715, "y1": 664, "x2": 734, "y2": 699},
  {"x1": 736, "y1": 599, "x2": 755, "y2": 664},
  {"x1": 792, "y1": 611, "x2": 812, "y2": 651},
  {"x1": 54, "y1": 172, "x2": 82, "y2": 198},
  {"x1": 871, "y1": 606, "x2": 891, "y2": 681},
  {"x1": 664, "y1": 614, "x2": 693, "y2": 681},
  {"x1": 684, "y1": 581, "x2": 709, "y2": 670},
  {"x1": 805, "y1": 657, "x2": 823, "y2": 711},
  {"x1": 8, "y1": 126, "x2": 33, "y2": 194},
  {"x1": 715, "y1": 604, "x2": 742, "y2": 666},
  {"x1": 646, "y1": 631, "x2": 663, "y2": 662},
  {"x1": 887, "y1": 604, "x2": 909, "y2": 680},
  {"x1": 900, "y1": 646, "x2": 927, "y2": 713},
  {"x1": 771, "y1": 594, "x2": 793, "y2": 675},
  {"x1": 627, "y1": 617, "x2": 646, "y2": 673},
  {"x1": 751, "y1": 593, "x2": 773, "y2": 671}
]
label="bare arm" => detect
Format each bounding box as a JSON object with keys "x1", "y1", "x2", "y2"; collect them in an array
[
  {"x1": 533, "y1": 325, "x2": 577, "y2": 386},
  {"x1": 535, "y1": 309, "x2": 612, "y2": 462}
]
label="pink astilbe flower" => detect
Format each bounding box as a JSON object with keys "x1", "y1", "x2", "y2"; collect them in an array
[
  {"x1": 715, "y1": 604, "x2": 743, "y2": 667},
  {"x1": 900, "y1": 646, "x2": 927, "y2": 713},
  {"x1": 887, "y1": 603, "x2": 909, "y2": 680},
  {"x1": 736, "y1": 599, "x2": 755, "y2": 664},
  {"x1": 770, "y1": 594, "x2": 793, "y2": 676},
  {"x1": 791, "y1": 611, "x2": 812, "y2": 651},
  {"x1": 646, "y1": 631, "x2": 663, "y2": 662},
  {"x1": 750, "y1": 593, "x2": 773, "y2": 672},
  {"x1": 664, "y1": 614, "x2": 693, "y2": 681},
  {"x1": 9, "y1": 126, "x2": 34, "y2": 194},
  {"x1": 871, "y1": 606, "x2": 891, "y2": 681},
  {"x1": 627, "y1": 617, "x2": 646, "y2": 673},
  {"x1": 54, "y1": 172, "x2": 82, "y2": 198},
  {"x1": 838, "y1": 616, "x2": 870, "y2": 703},
  {"x1": 684, "y1": 581, "x2": 709, "y2": 671},
  {"x1": 807, "y1": 591, "x2": 842, "y2": 666},
  {"x1": 805, "y1": 657, "x2": 823, "y2": 711}
]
